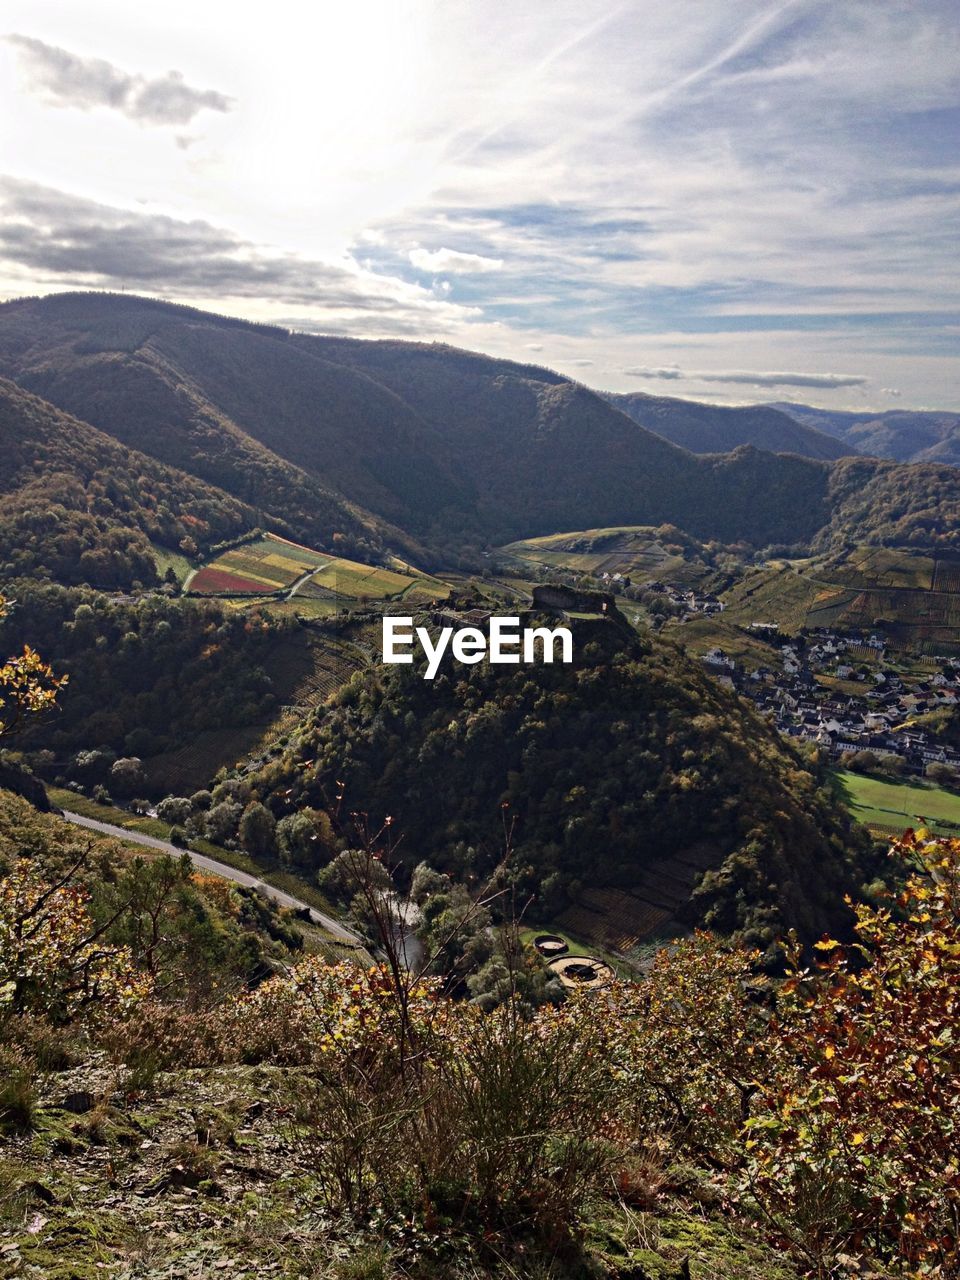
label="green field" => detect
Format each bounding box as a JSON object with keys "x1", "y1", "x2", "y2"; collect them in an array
[
  {"x1": 150, "y1": 543, "x2": 194, "y2": 585},
  {"x1": 833, "y1": 769, "x2": 960, "y2": 837}
]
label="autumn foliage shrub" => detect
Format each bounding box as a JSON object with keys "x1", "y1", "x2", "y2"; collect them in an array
[
  {"x1": 742, "y1": 831, "x2": 960, "y2": 1277},
  {"x1": 0, "y1": 858, "x2": 151, "y2": 1024},
  {"x1": 595, "y1": 935, "x2": 774, "y2": 1171}
]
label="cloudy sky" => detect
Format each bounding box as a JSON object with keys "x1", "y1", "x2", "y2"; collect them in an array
[{"x1": 1, "y1": 0, "x2": 958, "y2": 408}]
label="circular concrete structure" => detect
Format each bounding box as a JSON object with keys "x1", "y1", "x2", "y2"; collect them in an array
[
  {"x1": 548, "y1": 954, "x2": 615, "y2": 990},
  {"x1": 533, "y1": 933, "x2": 568, "y2": 957}
]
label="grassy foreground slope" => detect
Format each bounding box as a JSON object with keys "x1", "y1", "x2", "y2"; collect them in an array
[{"x1": 3, "y1": 789, "x2": 959, "y2": 1278}]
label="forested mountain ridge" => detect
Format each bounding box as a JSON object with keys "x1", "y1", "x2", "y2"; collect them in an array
[
  {"x1": 1, "y1": 292, "x2": 958, "y2": 561},
  {"x1": 604, "y1": 388, "x2": 851, "y2": 460},
  {"x1": 0, "y1": 296, "x2": 416, "y2": 564},
  {"x1": 773, "y1": 401, "x2": 960, "y2": 467}
]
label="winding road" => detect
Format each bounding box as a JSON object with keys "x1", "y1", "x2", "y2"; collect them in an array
[{"x1": 61, "y1": 810, "x2": 362, "y2": 945}]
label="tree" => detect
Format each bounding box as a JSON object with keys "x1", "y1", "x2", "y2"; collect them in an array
[
  {"x1": 275, "y1": 808, "x2": 336, "y2": 868},
  {"x1": 238, "y1": 802, "x2": 277, "y2": 857},
  {"x1": 110, "y1": 756, "x2": 145, "y2": 798},
  {"x1": 848, "y1": 749, "x2": 879, "y2": 774},
  {"x1": 157, "y1": 796, "x2": 194, "y2": 827},
  {"x1": 927, "y1": 762, "x2": 958, "y2": 788},
  {"x1": 204, "y1": 800, "x2": 242, "y2": 844},
  {"x1": 0, "y1": 593, "x2": 65, "y2": 741},
  {"x1": 878, "y1": 754, "x2": 907, "y2": 778}
]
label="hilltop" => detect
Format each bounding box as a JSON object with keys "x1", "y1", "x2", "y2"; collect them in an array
[{"x1": 235, "y1": 613, "x2": 874, "y2": 953}]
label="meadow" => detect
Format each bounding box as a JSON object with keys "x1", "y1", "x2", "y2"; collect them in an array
[{"x1": 833, "y1": 768, "x2": 960, "y2": 836}]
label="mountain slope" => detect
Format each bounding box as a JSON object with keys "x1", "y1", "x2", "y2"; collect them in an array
[
  {"x1": 0, "y1": 293, "x2": 957, "y2": 558},
  {"x1": 0, "y1": 293, "x2": 838, "y2": 550},
  {"x1": 605, "y1": 389, "x2": 851, "y2": 460},
  {"x1": 0, "y1": 295, "x2": 413, "y2": 561},
  {"x1": 0, "y1": 376, "x2": 257, "y2": 587},
  {"x1": 772, "y1": 402, "x2": 960, "y2": 466}
]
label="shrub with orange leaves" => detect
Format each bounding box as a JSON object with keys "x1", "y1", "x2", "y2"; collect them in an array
[
  {"x1": 217, "y1": 958, "x2": 446, "y2": 1066},
  {"x1": 0, "y1": 858, "x2": 151, "y2": 1024},
  {"x1": 582, "y1": 934, "x2": 774, "y2": 1168},
  {"x1": 743, "y1": 831, "x2": 960, "y2": 1276},
  {"x1": 0, "y1": 593, "x2": 65, "y2": 741}
]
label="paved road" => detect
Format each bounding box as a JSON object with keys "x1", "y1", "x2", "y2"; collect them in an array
[
  {"x1": 61, "y1": 810, "x2": 362, "y2": 945},
  {"x1": 285, "y1": 563, "x2": 326, "y2": 600}
]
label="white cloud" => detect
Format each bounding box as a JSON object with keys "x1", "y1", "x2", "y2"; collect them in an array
[
  {"x1": 0, "y1": 178, "x2": 483, "y2": 338},
  {"x1": 624, "y1": 365, "x2": 683, "y2": 380},
  {"x1": 624, "y1": 366, "x2": 868, "y2": 389},
  {"x1": 409, "y1": 246, "x2": 504, "y2": 274},
  {"x1": 6, "y1": 34, "x2": 232, "y2": 124},
  {"x1": 0, "y1": 0, "x2": 957, "y2": 409}
]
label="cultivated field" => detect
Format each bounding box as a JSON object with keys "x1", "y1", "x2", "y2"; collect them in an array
[
  {"x1": 828, "y1": 547, "x2": 936, "y2": 591},
  {"x1": 502, "y1": 526, "x2": 686, "y2": 581},
  {"x1": 555, "y1": 889, "x2": 674, "y2": 953},
  {"x1": 721, "y1": 566, "x2": 825, "y2": 632},
  {"x1": 189, "y1": 534, "x2": 450, "y2": 605},
  {"x1": 717, "y1": 549, "x2": 960, "y2": 653},
  {"x1": 672, "y1": 616, "x2": 788, "y2": 668},
  {"x1": 190, "y1": 534, "x2": 326, "y2": 595}
]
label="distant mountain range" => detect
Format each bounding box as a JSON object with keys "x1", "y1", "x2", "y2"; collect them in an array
[
  {"x1": 771, "y1": 403, "x2": 960, "y2": 467},
  {"x1": 603, "y1": 390, "x2": 850, "y2": 460},
  {"x1": 0, "y1": 292, "x2": 959, "y2": 585}
]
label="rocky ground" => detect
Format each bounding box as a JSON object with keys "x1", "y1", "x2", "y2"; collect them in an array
[{"x1": 0, "y1": 1057, "x2": 803, "y2": 1280}]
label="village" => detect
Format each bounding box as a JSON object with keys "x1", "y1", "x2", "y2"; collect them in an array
[{"x1": 699, "y1": 626, "x2": 960, "y2": 778}]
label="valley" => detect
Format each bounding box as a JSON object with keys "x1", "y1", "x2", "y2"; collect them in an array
[
  {"x1": 2, "y1": 296, "x2": 959, "y2": 963},
  {"x1": 1, "y1": 295, "x2": 958, "y2": 1278},
  {"x1": 3, "y1": 4, "x2": 959, "y2": 1272}
]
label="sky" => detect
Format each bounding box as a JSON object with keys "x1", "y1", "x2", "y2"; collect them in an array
[{"x1": 1, "y1": 0, "x2": 958, "y2": 410}]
